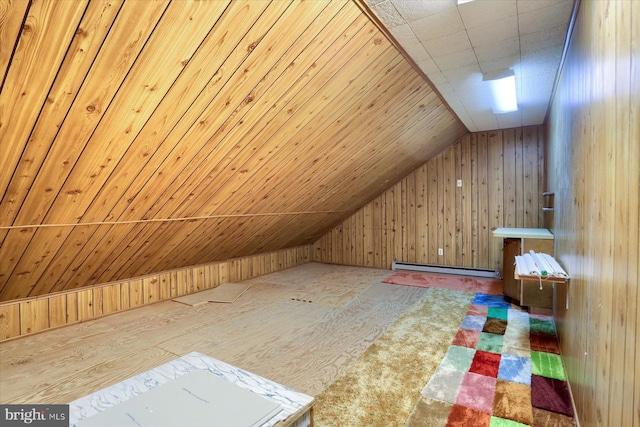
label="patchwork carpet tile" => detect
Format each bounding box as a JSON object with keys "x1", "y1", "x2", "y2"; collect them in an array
[
  {"x1": 470, "y1": 350, "x2": 502, "y2": 377},
  {"x1": 493, "y1": 379, "x2": 534, "y2": 425},
  {"x1": 452, "y1": 328, "x2": 480, "y2": 348},
  {"x1": 483, "y1": 318, "x2": 508, "y2": 334},
  {"x1": 532, "y1": 408, "x2": 575, "y2": 426},
  {"x1": 447, "y1": 404, "x2": 492, "y2": 427},
  {"x1": 456, "y1": 372, "x2": 497, "y2": 413},
  {"x1": 530, "y1": 317, "x2": 556, "y2": 335},
  {"x1": 422, "y1": 365, "x2": 465, "y2": 403},
  {"x1": 461, "y1": 315, "x2": 487, "y2": 331},
  {"x1": 529, "y1": 332, "x2": 561, "y2": 354},
  {"x1": 441, "y1": 345, "x2": 476, "y2": 371},
  {"x1": 498, "y1": 353, "x2": 532, "y2": 385},
  {"x1": 531, "y1": 351, "x2": 566, "y2": 380},
  {"x1": 414, "y1": 293, "x2": 575, "y2": 427},
  {"x1": 487, "y1": 307, "x2": 509, "y2": 320},
  {"x1": 477, "y1": 332, "x2": 504, "y2": 353},
  {"x1": 531, "y1": 375, "x2": 574, "y2": 417},
  {"x1": 467, "y1": 304, "x2": 489, "y2": 317}
]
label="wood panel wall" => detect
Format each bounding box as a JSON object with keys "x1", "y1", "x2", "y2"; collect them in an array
[
  {"x1": 0, "y1": 245, "x2": 311, "y2": 342},
  {"x1": 313, "y1": 126, "x2": 546, "y2": 271},
  {"x1": 0, "y1": 0, "x2": 467, "y2": 301},
  {"x1": 546, "y1": 0, "x2": 639, "y2": 425}
]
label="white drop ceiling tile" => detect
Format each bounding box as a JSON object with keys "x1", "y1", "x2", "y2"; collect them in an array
[
  {"x1": 417, "y1": 57, "x2": 439, "y2": 74},
  {"x1": 520, "y1": 106, "x2": 547, "y2": 126},
  {"x1": 406, "y1": 44, "x2": 432, "y2": 62},
  {"x1": 520, "y1": 25, "x2": 567, "y2": 54},
  {"x1": 389, "y1": 23, "x2": 418, "y2": 43},
  {"x1": 453, "y1": 109, "x2": 477, "y2": 131},
  {"x1": 516, "y1": 0, "x2": 571, "y2": 14},
  {"x1": 474, "y1": 37, "x2": 520, "y2": 61},
  {"x1": 428, "y1": 71, "x2": 448, "y2": 85},
  {"x1": 433, "y1": 48, "x2": 477, "y2": 71},
  {"x1": 518, "y1": 1, "x2": 573, "y2": 35},
  {"x1": 393, "y1": 0, "x2": 453, "y2": 23},
  {"x1": 458, "y1": 0, "x2": 517, "y2": 29},
  {"x1": 472, "y1": 111, "x2": 500, "y2": 132},
  {"x1": 369, "y1": 0, "x2": 406, "y2": 28},
  {"x1": 364, "y1": 0, "x2": 387, "y2": 6},
  {"x1": 496, "y1": 111, "x2": 523, "y2": 129},
  {"x1": 478, "y1": 54, "x2": 520, "y2": 74},
  {"x1": 409, "y1": 9, "x2": 465, "y2": 42},
  {"x1": 467, "y1": 19, "x2": 518, "y2": 48},
  {"x1": 444, "y1": 63, "x2": 482, "y2": 83},
  {"x1": 434, "y1": 82, "x2": 456, "y2": 97},
  {"x1": 421, "y1": 30, "x2": 472, "y2": 58}
]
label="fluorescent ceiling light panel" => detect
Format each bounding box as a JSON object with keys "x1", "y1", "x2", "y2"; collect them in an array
[
  {"x1": 484, "y1": 69, "x2": 518, "y2": 113},
  {"x1": 457, "y1": 0, "x2": 476, "y2": 4}
]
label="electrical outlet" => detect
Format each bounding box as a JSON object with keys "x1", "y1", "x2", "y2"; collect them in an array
[
  {"x1": 438, "y1": 248, "x2": 443, "y2": 256},
  {"x1": 457, "y1": 179, "x2": 462, "y2": 187}
]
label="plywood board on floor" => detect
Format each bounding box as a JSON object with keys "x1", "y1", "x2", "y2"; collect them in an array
[{"x1": 172, "y1": 283, "x2": 251, "y2": 306}]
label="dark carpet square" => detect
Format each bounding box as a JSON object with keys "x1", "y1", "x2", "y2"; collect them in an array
[
  {"x1": 531, "y1": 375, "x2": 575, "y2": 417},
  {"x1": 530, "y1": 332, "x2": 561, "y2": 354},
  {"x1": 482, "y1": 318, "x2": 507, "y2": 335}
]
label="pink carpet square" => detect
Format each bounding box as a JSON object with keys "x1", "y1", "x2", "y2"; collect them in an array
[
  {"x1": 455, "y1": 372, "x2": 497, "y2": 413},
  {"x1": 452, "y1": 329, "x2": 480, "y2": 349},
  {"x1": 467, "y1": 304, "x2": 489, "y2": 317}
]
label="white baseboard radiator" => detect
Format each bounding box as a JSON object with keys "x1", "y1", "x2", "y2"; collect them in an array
[{"x1": 392, "y1": 262, "x2": 500, "y2": 279}]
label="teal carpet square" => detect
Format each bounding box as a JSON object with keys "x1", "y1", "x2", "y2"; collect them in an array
[
  {"x1": 529, "y1": 318, "x2": 556, "y2": 335},
  {"x1": 487, "y1": 307, "x2": 508, "y2": 320},
  {"x1": 477, "y1": 332, "x2": 504, "y2": 354}
]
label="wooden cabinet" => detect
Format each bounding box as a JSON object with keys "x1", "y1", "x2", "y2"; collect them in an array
[{"x1": 493, "y1": 228, "x2": 555, "y2": 309}]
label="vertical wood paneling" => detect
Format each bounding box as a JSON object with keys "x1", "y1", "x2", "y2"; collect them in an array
[
  {"x1": 313, "y1": 126, "x2": 545, "y2": 270},
  {"x1": 77, "y1": 289, "x2": 93, "y2": 321},
  {"x1": 547, "y1": 0, "x2": 639, "y2": 425},
  {"x1": 0, "y1": 303, "x2": 20, "y2": 340},
  {"x1": 461, "y1": 135, "x2": 472, "y2": 267},
  {"x1": 19, "y1": 299, "x2": 48, "y2": 335}
]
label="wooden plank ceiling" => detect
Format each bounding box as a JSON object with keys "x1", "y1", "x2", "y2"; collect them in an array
[{"x1": 0, "y1": 0, "x2": 466, "y2": 301}]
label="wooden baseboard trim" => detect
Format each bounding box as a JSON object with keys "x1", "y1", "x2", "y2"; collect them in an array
[{"x1": 0, "y1": 246, "x2": 312, "y2": 342}]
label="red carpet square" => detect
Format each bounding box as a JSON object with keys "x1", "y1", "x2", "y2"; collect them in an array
[
  {"x1": 492, "y1": 379, "x2": 533, "y2": 425},
  {"x1": 530, "y1": 332, "x2": 561, "y2": 354},
  {"x1": 452, "y1": 329, "x2": 480, "y2": 349},
  {"x1": 456, "y1": 372, "x2": 496, "y2": 413},
  {"x1": 467, "y1": 304, "x2": 489, "y2": 317},
  {"x1": 531, "y1": 375, "x2": 575, "y2": 417},
  {"x1": 469, "y1": 350, "x2": 502, "y2": 378},
  {"x1": 446, "y1": 404, "x2": 492, "y2": 427},
  {"x1": 382, "y1": 272, "x2": 503, "y2": 295}
]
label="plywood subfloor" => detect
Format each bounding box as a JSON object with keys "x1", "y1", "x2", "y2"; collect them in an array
[{"x1": 0, "y1": 263, "x2": 428, "y2": 404}]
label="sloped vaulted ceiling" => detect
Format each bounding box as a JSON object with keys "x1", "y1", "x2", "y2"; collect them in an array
[{"x1": 0, "y1": 0, "x2": 466, "y2": 301}]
